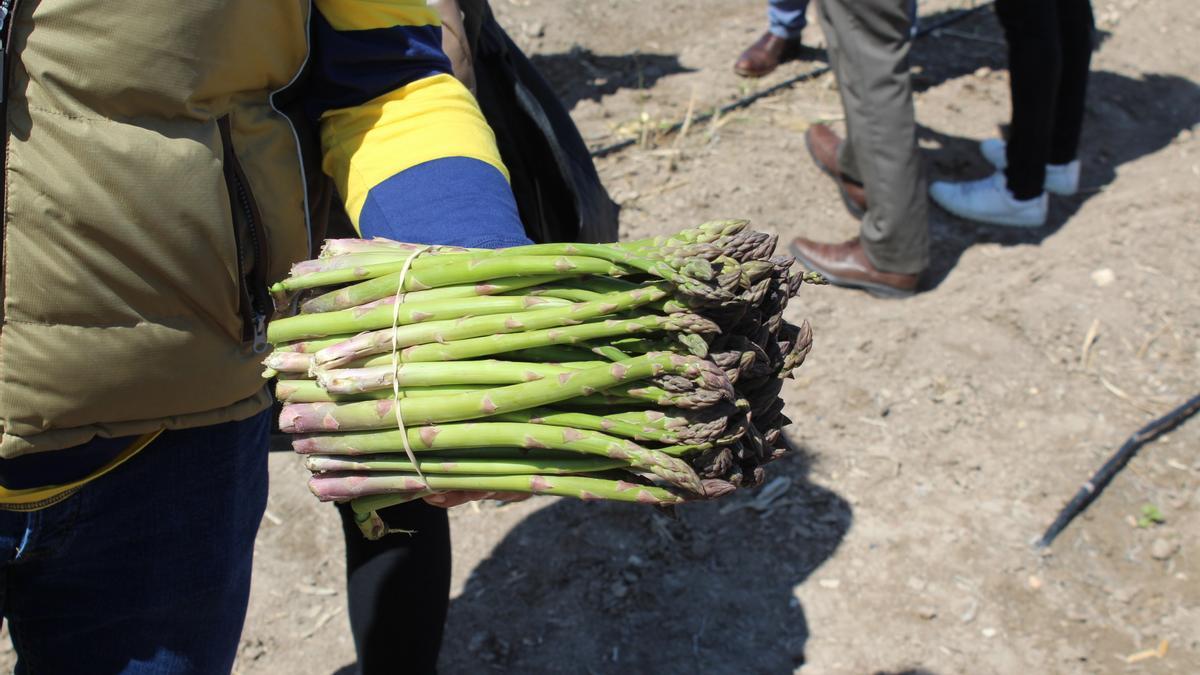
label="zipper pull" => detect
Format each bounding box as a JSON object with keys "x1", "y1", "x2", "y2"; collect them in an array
[{"x1": 251, "y1": 313, "x2": 269, "y2": 354}]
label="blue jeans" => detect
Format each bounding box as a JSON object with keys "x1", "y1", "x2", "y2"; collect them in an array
[
  {"x1": 768, "y1": 0, "x2": 812, "y2": 38},
  {"x1": 1, "y1": 410, "x2": 270, "y2": 674}
]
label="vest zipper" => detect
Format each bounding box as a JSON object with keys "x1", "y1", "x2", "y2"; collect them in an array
[
  {"x1": 1, "y1": 0, "x2": 19, "y2": 277},
  {"x1": 0, "y1": 485, "x2": 79, "y2": 512},
  {"x1": 269, "y1": 1, "x2": 314, "y2": 256},
  {"x1": 0, "y1": 0, "x2": 15, "y2": 105},
  {"x1": 218, "y1": 116, "x2": 271, "y2": 354}
]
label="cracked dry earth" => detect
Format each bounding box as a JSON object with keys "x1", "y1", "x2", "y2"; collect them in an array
[{"x1": 4, "y1": 1, "x2": 1197, "y2": 674}]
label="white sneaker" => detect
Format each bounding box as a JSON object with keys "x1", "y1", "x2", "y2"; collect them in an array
[
  {"x1": 979, "y1": 138, "x2": 1080, "y2": 196},
  {"x1": 929, "y1": 172, "x2": 1048, "y2": 227}
]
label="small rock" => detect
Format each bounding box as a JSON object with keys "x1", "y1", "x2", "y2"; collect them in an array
[
  {"x1": 1090, "y1": 268, "x2": 1116, "y2": 287},
  {"x1": 611, "y1": 581, "x2": 629, "y2": 599},
  {"x1": 907, "y1": 577, "x2": 928, "y2": 591},
  {"x1": 1028, "y1": 575, "x2": 1043, "y2": 590},
  {"x1": 916, "y1": 606, "x2": 938, "y2": 620},
  {"x1": 627, "y1": 554, "x2": 646, "y2": 567},
  {"x1": 818, "y1": 578, "x2": 841, "y2": 589},
  {"x1": 982, "y1": 628, "x2": 998, "y2": 638},
  {"x1": 1151, "y1": 537, "x2": 1179, "y2": 560},
  {"x1": 974, "y1": 66, "x2": 992, "y2": 78},
  {"x1": 523, "y1": 21, "x2": 545, "y2": 38},
  {"x1": 468, "y1": 631, "x2": 489, "y2": 653},
  {"x1": 960, "y1": 599, "x2": 979, "y2": 624},
  {"x1": 1112, "y1": 586, "x2": 1139, "y2": 604}
]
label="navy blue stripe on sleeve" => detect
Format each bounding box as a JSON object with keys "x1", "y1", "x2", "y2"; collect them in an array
[
  {"x1": 305, "y1": 9, "x2": 454, "y2": 123},
  {"x1": 358, "y1": 157, "x2": 533, "y2": 249}
]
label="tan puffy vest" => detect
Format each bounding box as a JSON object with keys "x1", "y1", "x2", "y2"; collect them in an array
[{"x1": 0, "y1": 0, "x2": 316, "y2": 457}]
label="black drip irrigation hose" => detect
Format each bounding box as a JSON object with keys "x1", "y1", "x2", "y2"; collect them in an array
[
  {"x1": 1035, "y1": 392, "x2": 1200, "y2": 549},
  {"x1": 589, "y1": 1, "x2": 997, "y2": 159}
]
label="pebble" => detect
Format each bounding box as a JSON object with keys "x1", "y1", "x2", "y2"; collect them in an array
[
  {"x1": 1112, "y1": 586, "x2": 1139, "y2": 604},
  {"x1": 916, "y1": 606, "x2": 938, "y2": 620},
  {"x1": 818, "y1": 578, "x2": 841, "y2": 589},
  {"x1": 611, "y1": 581, "x2": 629, "y2": 599},
  {"x1": 960, "y1": 599, "x2": 979, "y2": 624},
  {"x1": 523, "y1": 21, "x2": 546, "y2": 38},
  {"x1": 1151, "y1": 538, "x2": 1179, "y2": 560},
  {"x1": 1091, "y1": 268, "x2": 1116, "y2": 287},
  {"x1": 982, "y1": 628, "x2": 998, "y2": 638},
  {"x1": 1028, "y1": 575, "x2": 1043, "y2": 590}
]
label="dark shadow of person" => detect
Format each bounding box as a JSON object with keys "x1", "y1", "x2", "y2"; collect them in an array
[
  {"x1": 918, "y1": 68, "x2": 1200, "y2": 290},
  {"x1": 529, "y1": 48, "x2": 694, "y2": 111},
  {"x1": 438, "y1": 443, "x2": 851, "y2": 673},
  {"x1": 525, "y1": 6, "x2": 1029, "y2": 113},
  {"x1": 911, "y1": 6, "x2": 1111, "y2": 93}
]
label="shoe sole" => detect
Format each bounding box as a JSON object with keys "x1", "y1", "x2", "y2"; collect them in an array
[
  {"x1": 805, "y1": 131, "x2": 867, "y2": 219},
  {"x1": 788, "y1": 244, "x2": 916, "y2": 299},
  {"x1": 930, "y1": 199, "x2": 1045, "y2": 228},
  {"x1": 733, "y1": 65, "x2": 773, "y2": 78}
]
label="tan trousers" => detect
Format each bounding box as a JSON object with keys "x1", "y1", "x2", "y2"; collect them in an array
[{"x1": 818, "y1": 0, "x2": 929, "y2": 274}]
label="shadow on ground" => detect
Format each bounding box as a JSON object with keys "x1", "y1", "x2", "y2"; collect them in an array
[
  {"x1": 439, "y1": 443, "x2": 851, "y2": 673},
  {"x1": 529, "y1": 48, "x2": 694, "y2": 111},
  {"x1": 919, "y1": 68, "x2": 1200, "y2": 290}
]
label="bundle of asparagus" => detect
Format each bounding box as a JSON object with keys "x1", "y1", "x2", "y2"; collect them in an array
[{"x1": 265, "y1": 220, "x2": 818, "y2": 538}]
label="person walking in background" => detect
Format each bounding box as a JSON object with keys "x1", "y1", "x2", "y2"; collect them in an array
[
  {"x1": 788, "y1": 0, "x2": 928, "y2": 298},
  {"x1": 930, "y1": 0, "x2": 1094, "y2": 227},
  {"x1": 734, "y1": 0, "x2": 813, "y2": 78}
]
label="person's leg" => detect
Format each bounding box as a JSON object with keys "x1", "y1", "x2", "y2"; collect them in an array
[
  {"x1": 1049, "y1": 0, "x2": 1094, "y2": 165},
  {"x1": 816, "y1": 0, "x2": 928, "y2": 274},
  {"x1": 1, "y1": 412, "x2": 270, "y2": 673},
  {"x1": 768, "y1": 0, "x2": 812, "y2": 39},
  {"x1": 338, "y1": 500, "x2": 451, "y2": 675},
  {"x1": 995, "y1": 0, "x2": 1061, "y2": 199}
]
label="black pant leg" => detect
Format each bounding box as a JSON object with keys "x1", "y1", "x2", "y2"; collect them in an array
[
  {"x1": 995, "y1": 0, "x2": 1062, "y2": 199},
  {"x1": 1049, "y1": 0, "x2": 1095, "y2": 165},
  {"x1": 338, "y1": 500, "x2": 452, "y2": 675}
]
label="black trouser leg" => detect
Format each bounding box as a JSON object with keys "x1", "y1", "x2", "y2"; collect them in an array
[
  {"x1": 1049, "y1": 0, "x2": 1094, "y2": 165},
  {"x1": 996, "y1": 0, "x2": 1062, "y2": 199},
  {"x1": 338, "y1": 501, "x2": 452, "y2": 675}
]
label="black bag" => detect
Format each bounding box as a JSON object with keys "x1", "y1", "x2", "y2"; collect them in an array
[{"x1": 464, "y1": 2, "x2": 620, "y2": 244}]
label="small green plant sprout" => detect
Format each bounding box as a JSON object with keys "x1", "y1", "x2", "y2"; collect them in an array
[{"x1": 1137, "y1": 504, "x2": 1166, "y2": 528}]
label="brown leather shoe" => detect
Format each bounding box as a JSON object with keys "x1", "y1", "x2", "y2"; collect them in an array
[
  {"x1": 789, "y1": 236, "x2": 919, "y2": 298},
  {"x1": 804, "y1": 124, "x2": 868, "y2": 218},
  {"x1": 734, "y1": 32, "x2": 802, "y2": 78}
]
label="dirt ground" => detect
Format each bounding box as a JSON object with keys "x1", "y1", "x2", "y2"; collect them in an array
[{"x1": 5, "y1": 0, "x2": 1196, "y2": 673}]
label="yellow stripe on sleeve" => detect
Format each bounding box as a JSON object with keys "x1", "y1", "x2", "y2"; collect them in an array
[
  {"x1": 320, "y1": 73, "x2": 510, "y2": 229},
  {"x1": 315, "y1": 0, "x2": 441, "y2": 32}
]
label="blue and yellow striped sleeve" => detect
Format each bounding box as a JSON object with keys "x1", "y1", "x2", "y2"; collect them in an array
[{"x1": 308, "y1": 0, "x2": 531, "y2": 248}]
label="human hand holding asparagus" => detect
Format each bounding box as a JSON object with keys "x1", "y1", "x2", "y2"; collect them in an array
[{"x1": 265, "y1": 220, "x2": 820, "y2": 538}]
